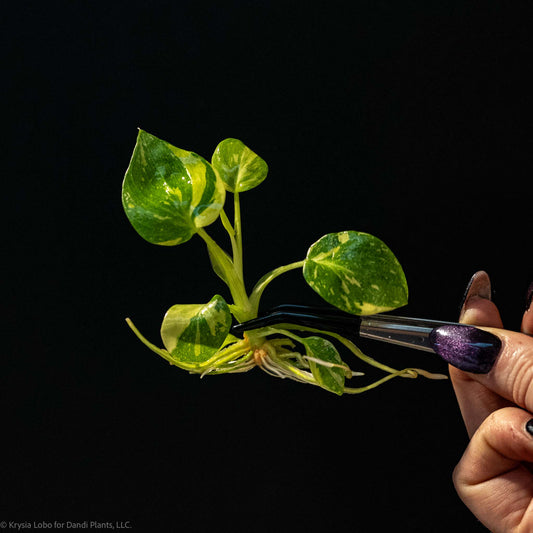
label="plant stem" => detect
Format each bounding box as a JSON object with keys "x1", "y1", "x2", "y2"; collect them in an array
[
  {"x1": 233, "y1": 191, "x2": 244, "y2": 279},
  {"x1": 249, "y1": 260, "x2": 305, "y2": 315},
  {"x1": 125, "y1": 318, "x2": 179, "y2": 366},
  {"x1": 197, "y1": 227, "x2": 253, "y2": 322},
  {"x1": 197, "y1": 340, "x2": 252, "y2": 372}
]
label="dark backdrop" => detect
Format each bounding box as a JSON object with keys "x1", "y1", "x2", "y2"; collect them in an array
[{"x1": 4, "y1": 2, "x2": 532, "y2": 531}]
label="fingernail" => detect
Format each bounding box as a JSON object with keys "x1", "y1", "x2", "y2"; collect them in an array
[
  {"x1": 526, "y1": 419, "x2": 533, "y2": 436},
  {"x1": 526, "y1": 282, "x2": 533, "y2": 313},
  {"x1": 429, "y1": 324, "x2": 502, "y2": 373},
  {"x1": 459, "y1": 271, "x2": 492, "y2": 320}
]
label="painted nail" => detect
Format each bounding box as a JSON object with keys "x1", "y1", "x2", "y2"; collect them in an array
[
  {"x1": 459, "y1": 271, "x2": 491, "y2": 318},
  {"x1": 429, "y1": 324, "x2": 502, "y2": 373},
  {"x1": 526, "y1": 419, "x2": 533, "y2": 437},
  {"x1": 526, "y1": 282, "x2": 533, "y2": 313}
]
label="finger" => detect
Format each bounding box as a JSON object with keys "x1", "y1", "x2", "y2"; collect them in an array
[
  {"x1": 463, "y1": 327, "x2": 533, "y2": 413},
  {"x1": 460, "y1": 297, "x2": 503, "y2": 328},
  {"x1": 458, "y1": 270, "x2": 503, "y2": 327},
  {"x1": 450, "y1": 272, "x2": 533, "y2": 420},
  {"x1": 521, "y1": 282, "x2": 533, "y2": 335},
  {"x1": 451, "y1": 272, "x2": 509, "y2": 437},
  {"x1": 453, "y1": 407, "x2": 533, "y2": 532},
  {"x1": 452, "y1": 274, "x2": 533, "y2": 421},
  {"x1": 449, "y1": 366, "x2": 514, "y2": 438}
]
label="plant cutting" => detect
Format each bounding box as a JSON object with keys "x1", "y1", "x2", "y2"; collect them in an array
[{"x1": 122, "y1": 130, "x2": 446, "y2": 395}]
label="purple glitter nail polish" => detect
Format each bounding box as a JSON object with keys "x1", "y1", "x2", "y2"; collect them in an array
[{"x1": 429, "y1": 325, "x2": 502, "y2": 373}]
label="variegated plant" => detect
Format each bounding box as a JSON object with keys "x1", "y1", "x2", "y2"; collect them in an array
[{"x1": 123, "y1": 130, "x2": 445, "y2": 395}]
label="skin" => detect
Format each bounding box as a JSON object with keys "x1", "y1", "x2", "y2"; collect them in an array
[{"x1": 450, "y1": 272, "x2": 533, "y2": 532}]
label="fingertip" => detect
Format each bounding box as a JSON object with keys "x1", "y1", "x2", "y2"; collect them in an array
[
  {"x1": 486, "y1": 407, "x2": 533, "y2": 463},
  {"x1": 521, "y1": 282, "x2": 533, "y2": 335},
  {"x1": 526, "y1": 282, "x2": 533, "y2": 311},
  {"x1": 522, "y1": 313, "x2": 533, "y2": 336},
  {"x1": 459, "y1": 271, "x2": 503, "y2": 328},
  {"x1": 457, "y1": 406, "x2": 533, "y2": 484},
  {"x1": 460, "y1": 297, "x2": 504, "y2": 328},
  {"x1": 459, "y1": 271, "x2": 491, "y2": 312}
]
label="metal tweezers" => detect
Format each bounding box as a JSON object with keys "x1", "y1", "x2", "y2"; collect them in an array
[
  {"x1": 231, "y1": 304, "x2": 456, "y2": 353},
  {"x1": 231, "y1": 304, "x2": 501, "y2": 374}
]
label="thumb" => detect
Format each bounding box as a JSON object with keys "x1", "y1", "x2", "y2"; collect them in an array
[{"x1": 453, "y1": 406, "x2": 533, "y2": 532}]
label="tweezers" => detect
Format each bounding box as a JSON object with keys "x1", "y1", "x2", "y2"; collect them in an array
[{"x1": 231, "y1": 304, "x2": 502, "y2": 373}]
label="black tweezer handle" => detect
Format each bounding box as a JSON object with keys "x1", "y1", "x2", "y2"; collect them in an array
[{"x1": 231, "y1": 304, "x2": 362, "y2": 337}]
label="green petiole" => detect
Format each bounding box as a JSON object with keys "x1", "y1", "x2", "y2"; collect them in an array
[{"x1": 249, "y1": 260, "x2": 306, "y2": 316}]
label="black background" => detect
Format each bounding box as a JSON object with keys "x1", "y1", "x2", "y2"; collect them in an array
[{"x1": 4, "y1": 1, "x2": 532, "y2": 531}]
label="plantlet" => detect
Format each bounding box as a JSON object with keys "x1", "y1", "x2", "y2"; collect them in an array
[{"x1": 122, "y1": 130, "x2": 446, "y2": 395}]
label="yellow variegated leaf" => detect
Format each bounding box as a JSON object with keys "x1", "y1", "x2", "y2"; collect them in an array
[
  {"x1": 160, "y1": 295, "x2": 232, "y2": 369},
  {"x1": 122, "y1": 130, "x2": 225, "y2": 246},
  {"x1": 211, "y1": 138, "x2": 268, "y2": 193}
]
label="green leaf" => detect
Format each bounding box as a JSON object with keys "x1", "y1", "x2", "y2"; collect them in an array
[
  {"x1": 160, "y1": 295, "x2": 232, "y2": 369},
  {"x1": 122, "y1": 130, "x2": 226, "y2": 246},
  {"x1": 211, "y1": 138, "x2": 268, "y2": 193},
  {"x1": 303, "y1": 231, "x2": 408, "y2": 315},
  {"x1": 303, "y1": 336, "x2": 346, "y2": 395}
]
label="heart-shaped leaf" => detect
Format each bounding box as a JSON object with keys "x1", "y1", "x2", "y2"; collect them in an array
[
  {"x1": 303, "y1": 336, "x2": 346, "y2": 395},
  {"x1": 211, "y1": 138, "x2": 268, "y2": 193},
  {"x1": 122, "y1": 130, "x2": 225, "y2": 246},
  {"x1": 160, "y1": 295, "x2": 232, "y2": 369},
  {"x1": 303, "y1": 231, "x2": 408, "y2": 315}
]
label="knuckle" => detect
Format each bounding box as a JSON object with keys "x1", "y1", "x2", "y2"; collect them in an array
[
  {"x1": 507, "y1": 341, "x2": 533, "y2": 409},
  {"x1": 451, "y1": 462, "x2": 463, "y2": 492}
]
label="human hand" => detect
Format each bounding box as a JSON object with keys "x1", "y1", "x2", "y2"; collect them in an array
[{"x1": 450, "y1": 271, "x2": 533, "y2": 532}]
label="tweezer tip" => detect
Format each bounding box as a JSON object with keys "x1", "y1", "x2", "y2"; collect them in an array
[{"x1": 229, "y1": 305, "x2": 360, "y2": 337}]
